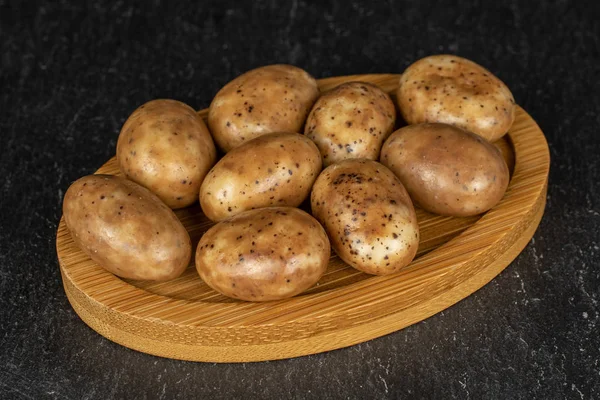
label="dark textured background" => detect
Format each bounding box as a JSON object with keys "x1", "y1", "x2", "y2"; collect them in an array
[{"x1": 1, "y1": 1, "x2": 599, "y2": 399}]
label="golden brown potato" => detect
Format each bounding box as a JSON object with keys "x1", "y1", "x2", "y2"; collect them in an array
[
  {"x1": 396, "y1": 54, "x2": 515, "y2": 142},
  {"x1": 196, "y1": 207, "x2": 330, "y2": 301},
  {"x1": 304, "y1": 82, "x2": 396, "y2": 166},
  {"x1": 199, "y1": 132, "x2": 322, "y2": 221},
  {"x1": 117, "y1": 99, "x2": 217, "y2": 209},
  {"x1": 208, "y1": 64, "x2": 319, "y2": 152},
  {"x1": 62, "y1": 175, "x2": 191, "y2": 281},
  {"x1": 311, "y1": 159, "x2": 419, "y2": 276},
  {"x1": 380, "y1": 123, "x2": 510, "y2": 217}
]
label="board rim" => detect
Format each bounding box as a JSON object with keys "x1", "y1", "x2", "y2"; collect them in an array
[{"x1": 56, "y1": 73, "x2": 550, "y2": 362}]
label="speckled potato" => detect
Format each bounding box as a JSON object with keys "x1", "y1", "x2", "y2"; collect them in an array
[
  {"x1": 311, "y1": 159, "x2": 419, "y2": 276},
  {"x1": 380, "y1": 123, "x2": 510, "y2": 217},
  {"x1": 305, "y1": 82, "x2": 396, "y2": 166},
  {"x1": 62, "y1": 175, "x2": 191, "y2": 281},
  {"x1": 208, "y1": 64, "x2": 319, "y2": 152},
  {"x1": 117, "y1": 99, "x2": 217, "y2": 209},
  {"x1": 200, "y1": 132, "x2": 322, "y2": 221},
  {"x1": 196, "y1": 207, "x2": 330, "y2": 301},
  {"x1": 396, "y1": 54, "x2": 515, "y2": 142}
]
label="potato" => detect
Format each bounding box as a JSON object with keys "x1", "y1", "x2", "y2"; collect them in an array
[
  {"x1": 396, "y1": 54, "x2": 515, "y2": 142},
  {"x1": 196, "y1": 207, "x2": 330, "y2": 301},
  {"x1": 380, "y1": 123, "x2": 510, "y2": 217},
  {"x1": 311, "y1": 159, "x2": 419, "y2": 275},
  {"x1": 208, "y1": 64, "x2": 319, "y2": 152},
  {"x1": 62, "y1": 175, "x2": 191, "y2": 281},
  {"x1": 117, "y1": 99, "x2": 217, "y2": 209},
  {"x1": 199, "y1": 132, "x2": 322, "y2": 221},
  {"x1": 305, "y1": 82, "x2": 396, "y2": 166}
]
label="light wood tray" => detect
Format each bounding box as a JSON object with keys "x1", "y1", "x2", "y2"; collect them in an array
[{"x1": 56, "y1": 74, "x2": 550, "y2": 363}]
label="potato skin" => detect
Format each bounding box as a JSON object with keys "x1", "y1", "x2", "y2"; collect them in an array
[
  {"x1": 62, "y1": 175, "x2": 191, "y2": 281},
  {"x1": 380, "y1": 123, "x2": 510, "y2": 217},
  {"x1": 117, "y1": 99, "x2": 217, "y2": 209},
  {"x1": 199, "y1": 132, "x2": 322, "y2": 221},
  {"x1": 196, "y1": 207, "x2": 330, "y2": 302},
  {"x1": 396, "y1": 54, "x2": 515, "y2": 142},
  {"x1": 208, "y1": 64, "x2": 319, "y2": 152},
  {"x1": 311, "y1": 159, "x2": 419, "y2": 275},
  {"x1": 305, "y1": 82, "x2": 396, "y2": 166}
]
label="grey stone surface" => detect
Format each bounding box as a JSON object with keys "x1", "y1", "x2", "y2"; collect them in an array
[{"x1": 0, "y1": 1, "x2": 598, "y2": 399}]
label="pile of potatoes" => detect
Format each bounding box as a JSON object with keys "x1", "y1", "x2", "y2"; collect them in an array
[{"x1": 63, "y1": 55, "x2": 514, "y2": 302}]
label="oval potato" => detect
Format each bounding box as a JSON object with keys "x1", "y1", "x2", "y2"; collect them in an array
[
  {"x1": 117, "y1": 99, "x2": 217, "y2": 209},
  {"x1": 200, "y1": 132, "x2": 322, "y2": 221},
  {"x1": 396, "y1": 54, "x2": 515, "y2": 142},
  {"x1": 305, "y1": 82, "x2": 396, "y2": 166},
  {"x1": 311, "y1": 159, "x2": 419, "y2": 275},
  {"x1": 208, "y1": 64, "x2": 319, "y2": 152},
  {"x1": 380, "y1": 123, "x2": 510, "y2": 217},
  {"x1": 62, "y1": 175, "x2": 191, "y2": 281},
  {"x1": 196, "y1": 207, "x2": 330, "y2": 301}
]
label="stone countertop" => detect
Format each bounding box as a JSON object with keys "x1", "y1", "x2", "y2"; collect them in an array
[{"x1": 1, "y1": 1, "x2": 598, "y2": 399}]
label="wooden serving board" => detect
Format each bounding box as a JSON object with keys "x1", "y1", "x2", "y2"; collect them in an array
[{"x1": 56, "y1": 74, "x2": 550, "y2": 363}]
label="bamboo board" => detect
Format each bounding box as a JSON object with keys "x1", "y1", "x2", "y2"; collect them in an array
[{"x1": 56, "y1": 74, "x2": 550, "y2": 362}]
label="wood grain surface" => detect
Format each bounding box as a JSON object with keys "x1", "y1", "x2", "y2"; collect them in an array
[{"x1": 56, "y1": 73, "x2": 550, "y2": 362}]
